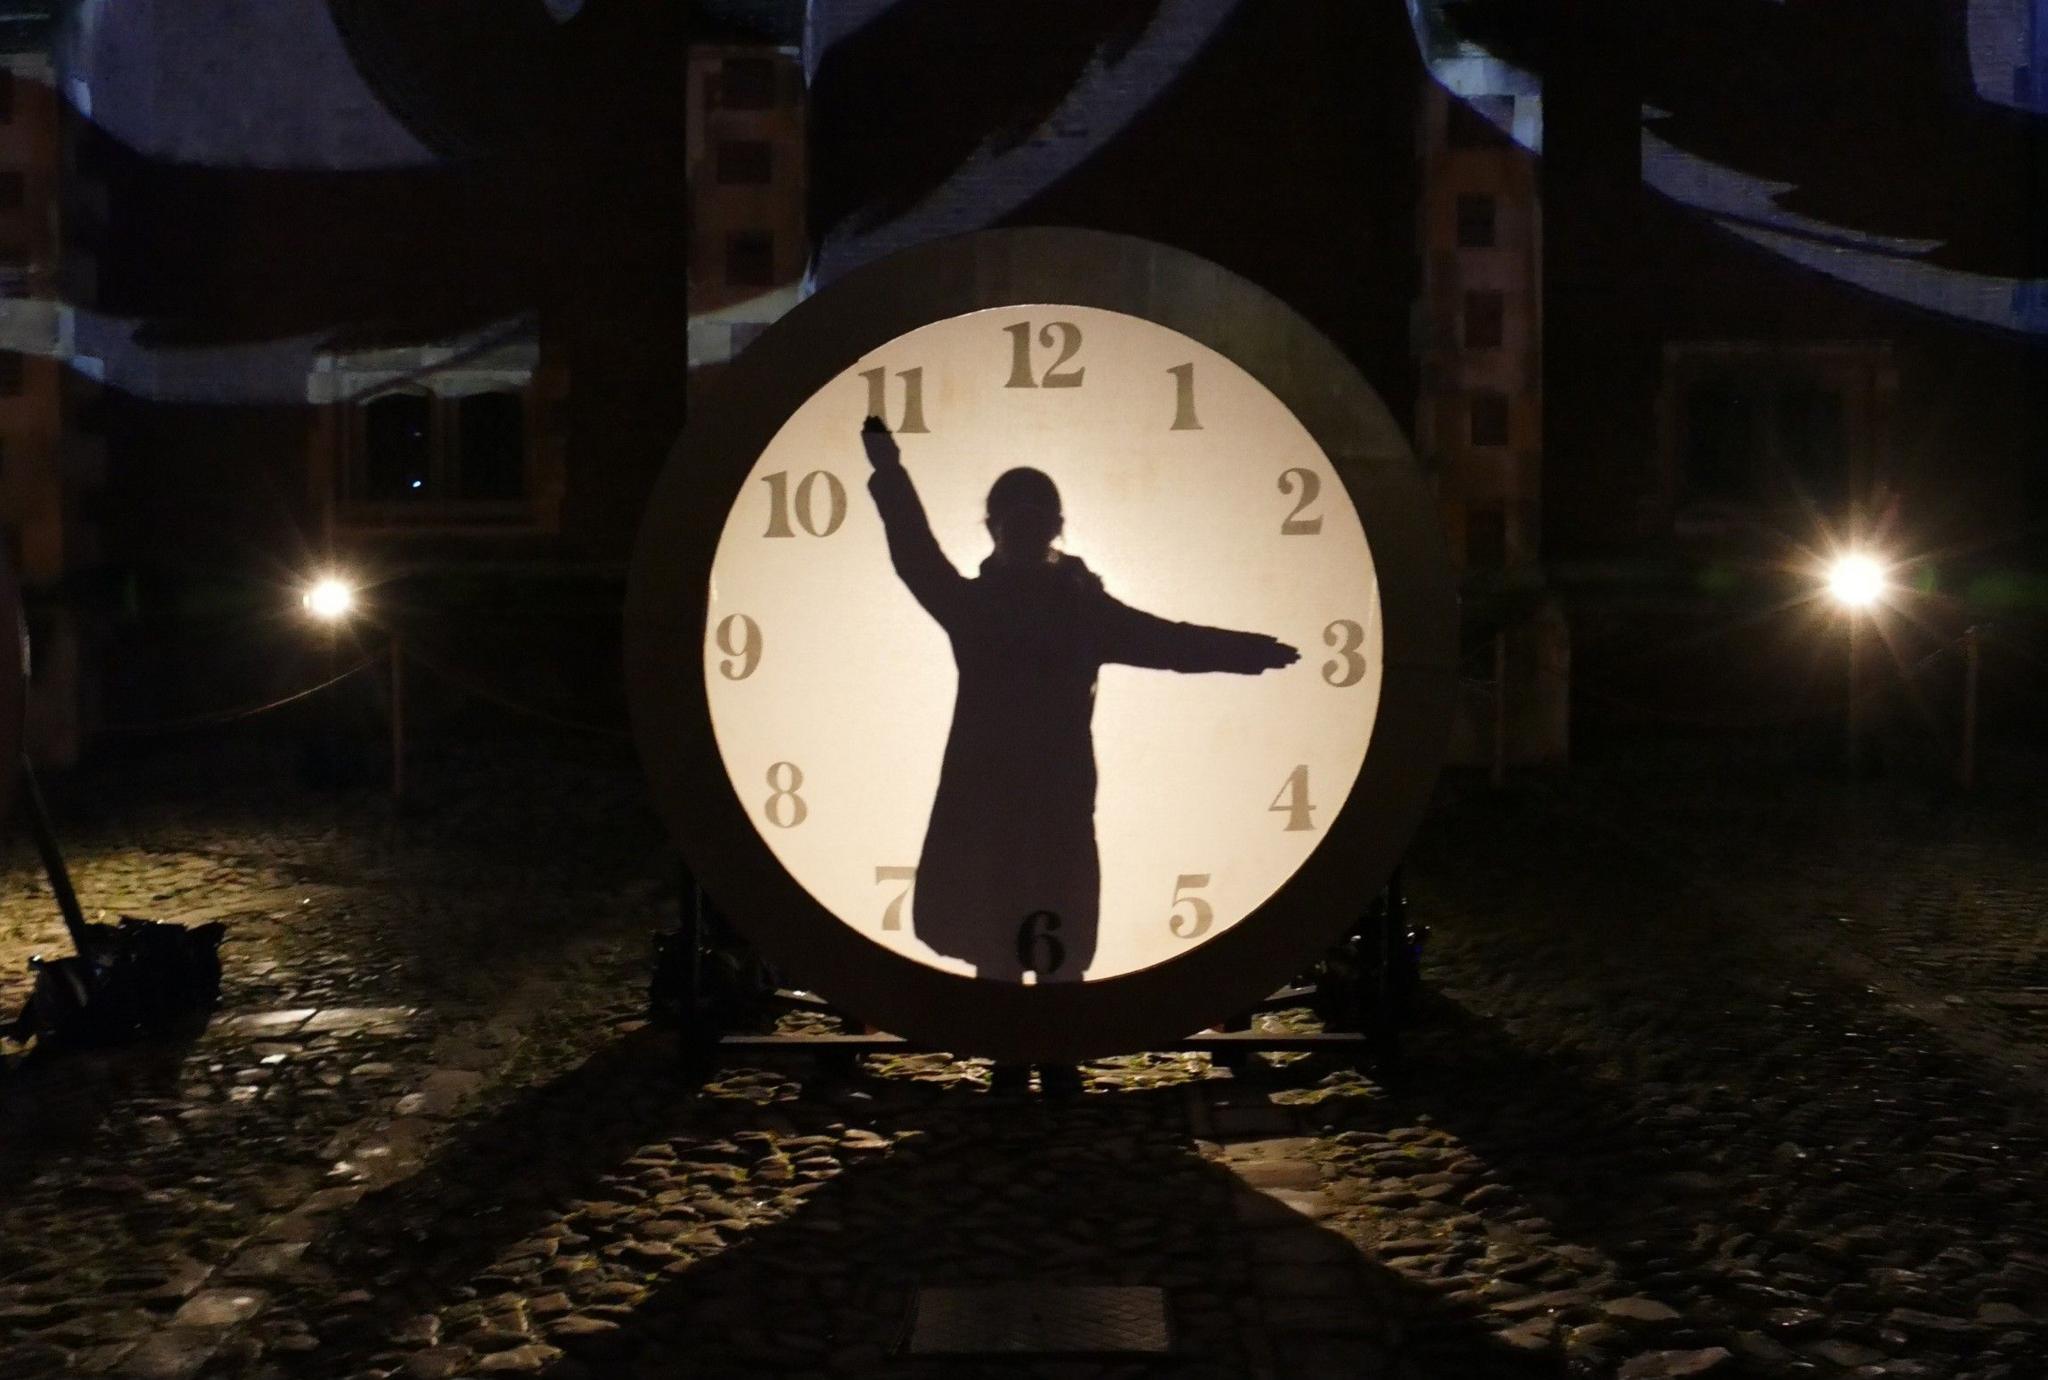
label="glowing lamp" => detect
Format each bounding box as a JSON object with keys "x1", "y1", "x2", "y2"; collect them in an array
[
  {"x1": 1826, "y1": 554, "x2": 1886, "y2": 610},
  {"x1": 301, "y1": 576, "x2": 356, "y2": 622}
]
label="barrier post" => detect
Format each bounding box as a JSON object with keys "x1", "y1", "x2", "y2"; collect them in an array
[
  {"x1": 390, "y1": 631, "x2": 406, "y2": 802},
  {"x1": 1958, "y1": 625, "x2": 1979, "y2": 791},
  {"x1": 1491, "y1": 627, "x2": 1508, "y2": 790}
]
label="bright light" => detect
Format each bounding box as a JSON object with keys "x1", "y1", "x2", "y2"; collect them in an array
[
  {"x1": 301, "y1": 576, "x2": 356, "y2": 622},
  {"x1": 1826, "y1": 553, "x2": 1887, "y2": 610}
]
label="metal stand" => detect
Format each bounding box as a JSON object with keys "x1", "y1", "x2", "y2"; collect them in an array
[
  {"x1": 648, "y1": 864, "x2": 1422, "y2": 1068},
  {"x1": 7, "y1": 753, "x2": 226, "y2": 1050}
]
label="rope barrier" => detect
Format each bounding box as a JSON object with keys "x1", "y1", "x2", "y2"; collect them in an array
[
  {"x1": 399, "y1": 642, "x2": 634, "y2": 740},
  {"x1": 1454, "y1": 628, "x2": 1974, "y2": 730},
  {"x1": 95, "y1": 657, "x2": 379, "y2": 734}
]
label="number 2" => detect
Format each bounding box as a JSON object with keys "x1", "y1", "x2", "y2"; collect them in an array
[{"x1": 1279, "y1": 468, "x2": 1323, "y2": 535}]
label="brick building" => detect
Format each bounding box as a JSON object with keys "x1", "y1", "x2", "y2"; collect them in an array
[{"x1": 0, "y1": 32, "x2": 102, "y2": 764}]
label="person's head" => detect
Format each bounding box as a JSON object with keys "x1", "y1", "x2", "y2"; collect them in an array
[{"x1": 984, "y1": 468, "x2": 1063, "y2": 560}]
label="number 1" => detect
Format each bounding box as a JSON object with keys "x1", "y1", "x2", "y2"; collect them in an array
[{"x1": 1168, "y1": 363, "x2": 1201, "y2": 431}]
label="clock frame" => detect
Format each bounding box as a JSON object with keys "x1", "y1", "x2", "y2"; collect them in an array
[{"x1": 628, "y1": 227, "x2": 1455, "y2": 1062}]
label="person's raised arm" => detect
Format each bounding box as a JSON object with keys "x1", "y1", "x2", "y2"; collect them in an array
[
  {"x1": 862, "y1": 417, "x2": 965, "y2": 628},
  {"x1": 1096, "y1": 593, "x2": 1300, "y2": 674}
]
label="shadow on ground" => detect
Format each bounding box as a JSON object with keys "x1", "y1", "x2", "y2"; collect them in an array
[{"x1": 294, "y1": 1030, "x2": 1560, "y2": 1379}]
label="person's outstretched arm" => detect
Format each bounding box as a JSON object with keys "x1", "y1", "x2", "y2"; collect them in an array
[
  {"x1": 862, "y1": 417, "x2": 966, "y2": 629},
  {"x1": 1098, "y1": 594, "x2": 1300, "y2": 674}
]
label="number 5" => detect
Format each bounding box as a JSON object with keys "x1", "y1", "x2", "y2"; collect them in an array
[{"x1": 1168, "y1": 873, "x2": 1213, "y2": 939}]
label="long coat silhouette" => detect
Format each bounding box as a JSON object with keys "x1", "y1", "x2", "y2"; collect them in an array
[{"x1": 866, "y1": 451, "x2": 1293, "y2": 982}]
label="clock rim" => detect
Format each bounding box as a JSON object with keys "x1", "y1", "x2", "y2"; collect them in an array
[
  {"x1": 627, "y1": 226, "x2": 1456, "y2": 1063},
  {"x1": 0, "y1": 533, "x2": 22, "y2": 836}
]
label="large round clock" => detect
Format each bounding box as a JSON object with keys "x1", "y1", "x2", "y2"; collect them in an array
[{"x1": 628, "y1": 228, "x2": 1454, "y2": 1062}]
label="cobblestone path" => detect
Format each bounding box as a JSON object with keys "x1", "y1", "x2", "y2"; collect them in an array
[{"x1": 1, "y1": 735, "x2": 2043, "y2": 1379}]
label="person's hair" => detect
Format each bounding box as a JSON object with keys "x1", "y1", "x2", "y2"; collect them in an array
[{"x1": 985, "y1": 468, "x2": 1062, "y2": 550}]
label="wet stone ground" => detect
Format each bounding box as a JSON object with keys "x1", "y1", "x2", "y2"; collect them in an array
[{"x1": 1, "y1": 733, "x2": 2044, "y2": 1379}]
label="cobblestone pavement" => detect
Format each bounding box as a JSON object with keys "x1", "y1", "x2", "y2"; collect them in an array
[{"x1": 1, "y1": 732, "x2": 2044, "y2": 1379}]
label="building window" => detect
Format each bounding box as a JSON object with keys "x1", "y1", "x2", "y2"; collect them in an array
[
  {"x1": 1775, "y1": 383, "x2": 1847, "y2": 509},
  {"x1": 362, "y1": 391, "x2": 433, "y2": 500},
  {"x1": 1469, "y1": 391, "x2": 1510, "y2": 447},
  {"x1": 718, "y1": 57, "x2": 776, "y2": 110},
  {"x1": 0, "y1": 350, "x2": 22, "y2": 395},
  {"x1": 725, "y1": 230, "x2": 775, "y2": 288},
  {"x1": 1681, "y1": 375, "x2": 1847, "y2": 507},
  {"x1": 1446, "y1": 96, "x2": 1509, "y2": 149},
  {"x1": 0, "y1": 72, "x2": 14, "y2": 124},
  {"x1": 1455, "y1": 194, "x2": 1496, "y2": 248},
  {"x1": 715, "y1": 140, "x2": 773, "y2": 185},
  {"x1": 1463, "y1": 290, "x2": 1505, "y2": 349},
  {"x1": 456, "y1": 391, "x2": 525, "y2": 500},
  {"x1": 1465, "y1": 505, "x2": 1507, "y2": 569},
  {"x1": 351, "y1": 387, "x2": 530, "y2": 509},
  {"x1": 0, "y1": 172, "x2": 22, "y2": 210}
]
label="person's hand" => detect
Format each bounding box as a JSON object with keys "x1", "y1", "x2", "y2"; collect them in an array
[
  {"x1": 1254, "y1": 635, "x2": 1300, "y2": 671},
  {"x1": 861, "y1": 416, "x2": 901, "y2": 471}
]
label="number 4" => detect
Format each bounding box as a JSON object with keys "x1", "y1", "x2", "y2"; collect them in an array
[{"x1": 1269, "y1": 765, "x2": 1315, "y2": 832}]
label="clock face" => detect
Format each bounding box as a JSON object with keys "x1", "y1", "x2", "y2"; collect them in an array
[
  {"x1": 702, "y1": 305, "x2": 1383, "y2": 984},
  {"x1": 629, "y1": 227, "x2": 1454, "y2": 1061}
]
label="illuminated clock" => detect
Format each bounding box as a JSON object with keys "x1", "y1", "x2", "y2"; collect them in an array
[{"x1": 628, "y1": 228, "x2": 1454, "y2": 1062}]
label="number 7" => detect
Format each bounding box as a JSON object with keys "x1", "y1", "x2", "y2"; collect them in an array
[{"x1": 875, "y1": 865, "x2": 916, "y2": 930}]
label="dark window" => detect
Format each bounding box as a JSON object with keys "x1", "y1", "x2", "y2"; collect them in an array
[
  {"x1": 1683, "y1": 378, "x2": 1756, "y2": 500},
  {"x1": 1465, "y1": 505, "x2": 1507, "y2": 569},
  {"x1": 1456, "y1": 194, "x2": 1496, "y2": 248},
  {"x1": 457, "y1": 392, "x2": 525, "y2": 500},
  {"x1": 0, "y1": 350, "x2": 22, "y2": 395},
  {"x1": 1463, "y1": 289, "x2": 1504, "y2": 349},
  {"x1": 1775, "y1": 383, "x2": 1847, "y2": 509},
  {"x1": 715, "y1": 140, "x2": 773, "y2": 185},
  {"x1": 0, "y1": 172, "x2": 22, "y2": 210},
  {"x1": 719, "y1": 57, "x2": 776, "y2": 110},
  {"x1": 1469, "y1": 391, "x2": 1510, "y2": 447},
  {"x1": 1446, "y1": 95, "x2": 1509, "y2": 148},
  {"x1": 0, "y1": 72, "x2": 14, "y2": 124},
  {"x1": 725, "y1": 230, "x2": 775, "y2": 287},
  {"x1": 362, "y1": 391, "x2": 433, "y2": 500}
]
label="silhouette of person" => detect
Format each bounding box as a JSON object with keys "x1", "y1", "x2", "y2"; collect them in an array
[{"x1": 860, "y1": 417, "x2": 1299, "y2": 982}]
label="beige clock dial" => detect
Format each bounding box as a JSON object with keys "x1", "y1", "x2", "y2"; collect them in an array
[{"x1": 702, "y1": 304, "x2": 1383, "y2": 984}]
